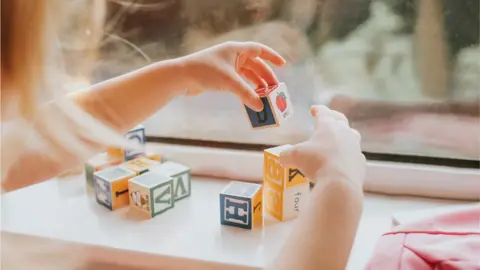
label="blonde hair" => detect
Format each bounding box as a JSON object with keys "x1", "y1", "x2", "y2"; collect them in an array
[{"x1": 1, "y1": 0, "x2": 135, "y2": 179}]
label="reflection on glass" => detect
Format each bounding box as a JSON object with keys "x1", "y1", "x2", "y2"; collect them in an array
[{"x1": 61, "y1": 0, "x2": 479, "y2": 160}]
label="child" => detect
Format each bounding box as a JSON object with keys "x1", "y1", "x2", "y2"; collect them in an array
[{"x1": 1, "y1": 1, "x2": 366, "y2": 270}]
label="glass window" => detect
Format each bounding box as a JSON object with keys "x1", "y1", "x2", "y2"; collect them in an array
[{"x1": 62, "y1": 0, "x2": 480, "y2": 162}]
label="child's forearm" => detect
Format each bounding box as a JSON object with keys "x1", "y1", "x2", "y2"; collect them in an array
[
  {"x1": 71, "y1": 59, "x2": 185, "y2": 133},
  {"x1": 266, "y1": 178, "x2": 364, "y2": 270}
]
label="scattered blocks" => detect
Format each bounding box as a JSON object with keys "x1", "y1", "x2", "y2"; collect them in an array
[
  {"x1": 128, "y1": 172, "x2": 174, "y2": 218},
  {"x1": 263, "y1": 145, "x2": 309, "y2": 221},
  {"x1": 85, "y1": 153, "x2": 123, "y2": 186},
  {"x1": 150, "y1": 161, "x2": 191, "y2": 201},
  {"x1": 120, "y1": 156, "x2": 159, "y2": 176},
  {"x1": 93, "y1": 166, "x2": 136, "y2": 210},
  {"x1": 244, "y1": 83, "x2": 294, "y2": 129},
  {"x1": 220, "y1": 181, "x2": 263, "y2": 230}
]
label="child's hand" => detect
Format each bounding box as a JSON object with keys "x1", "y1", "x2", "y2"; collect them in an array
[
  {"x1": 280, "y1": 105, "x2": 366, "y2": 189},
  {"x1": 179, "y1": 41, "x2": 286, "y2": 111}
]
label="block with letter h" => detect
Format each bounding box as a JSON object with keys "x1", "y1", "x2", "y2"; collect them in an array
[
  {"x1": 93, "y1": 166, "x2": 136, "y2": 210},
  {"x1": 263, "y1": 145, "x2": 310, "y2": 221},
  {"x1": 149, "y1": 161, "x2": 191, "y2": 201},
  {"x1": 244, "y1": 82, "x2": 294, "y2": 129},
  {"x1": 220, "y1": 181, "x2": 263, "y2": 230},
  {"x1": 107, "y1": 124, "x2": 147, "y2": 161},
  {"x1": 128, "y1": 171, "x2": 174, "y2": 218}
]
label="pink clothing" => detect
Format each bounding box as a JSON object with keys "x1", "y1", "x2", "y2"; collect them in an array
[{"x1": 365, "y1": 205, "x2": 480, "y2": 270}]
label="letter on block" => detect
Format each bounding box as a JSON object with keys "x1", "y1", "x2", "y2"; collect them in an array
[
  {"x1": 129, "y1": 172, "x2": 174, "y2": 218},
  {"x1": 220, "y1": 181, "x2": 263, "y2": 230},
  {"x1": 244, "y1": 82, "x2": 294, "y2": 129},
  {"x1": 264, "y1": 145, "x2": 309, "y2": 221},
  {"x1": 150, "y1": 161, "x2": 191, "y2": 201},
  {"x1": 124, "y1": 125, "x2": 146, "y2": 160},
  {"x1": 93, "y1": 166, "x2": 136, "y2": 210},
  {"x1": 120, "y1": 156, "x2": 159, "y2": 176},
  {"x1": 85, "y1": 153, "x2": 123, "y2": 186}
]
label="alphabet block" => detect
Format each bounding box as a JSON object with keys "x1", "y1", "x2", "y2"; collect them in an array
[
  {"x1": 145, "y1": 151, "x2": 162, "y2": 162},
  {"x1": 85, "y1": 153, "x2": 123, "y2": 186},
  {"x1": 106, "y1": 125, "x2": 146, "y2": 161},
  {"x1": 150, "y1": 161, "x2": 191, "y2": 201},
  {"x1": 220, "y1": 181, "x2": 263, "y2": 230},
  {"x1": 128, "y1": 171, "x2": 174, "y2": 218},
  {"x1": 244, "y1": 83, "x2": 294, "y2": 129},
  {"x1": 93, "y1": 166, "x2": 136, "y2": 210},
  {"x1": 263, "y1": 145, "x2": 309, "y2": 221},
  {"x1": 119, "y1": 156, "x2": 159, "y2": 176}
]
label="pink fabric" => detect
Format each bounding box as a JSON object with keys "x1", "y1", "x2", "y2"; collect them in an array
[{"x1": 365, "y1": 206, "x2": 480, "y2": 270}]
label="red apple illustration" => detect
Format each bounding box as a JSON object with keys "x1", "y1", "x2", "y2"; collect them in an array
[{"x1": 276, "y1": 92, "x2": 287, "y2": 112}]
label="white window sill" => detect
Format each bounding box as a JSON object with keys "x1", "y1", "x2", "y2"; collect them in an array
[
  {"x1": 148, "y1": 143, "x2": 480, "y2": 201},
  {"x1": 1, "y1": 174, "x2": 476, "y2": 270}
]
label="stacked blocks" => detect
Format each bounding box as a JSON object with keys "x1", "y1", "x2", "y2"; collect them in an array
[
  {"x1": 220, "y1": 181, "x2": 263, "y2": 230},
  {"x1": 120, "y1": 156, "x2": 159, "y2": 175},
  {"x1": 263, "y1": 145, "x2": 309, "y2": 221},
  {"x1": 244, "y1": 82, "x2": 294, "y2": 129},
  {"x1": 129, "y1": 172, "x2": 174, "y2": 218},
  {"x1": 150, "y1": 161, "x2": 191, "y2": 201},
  {"x1": 94, "y1": 166, "x2": 136, "y2": 210}
]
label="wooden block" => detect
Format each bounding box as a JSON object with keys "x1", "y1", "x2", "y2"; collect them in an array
[
  {"x1": 149, "y1": 161, "x2": 191, "y2": 201},
  {"x1": 244, "y1": 83, "x2": 294, "y2": 129},
  {"x1": 106, "y1": 146, "x2": 124, "y2": 159},
  {"x1": 128, "y1": 172, "x2": 174, "y2": 218},
  {"x1": 124, "y1": 125, "x2": 146, "y2": 161},
  {"x1": 93, "y1": 166, "x2": 136, "y2": 210},
  {"x1": 219, "y1": 181, "x2": 263, "y2": 230},
  {"x1": 119, "y1": 156, "x2": 159, "y2": 176},
  {"x1": 145, "y1": 151, "x2": 162, "y2": 162},
  {"x1": 85, "y1": 153, "x2": 123, "y2": 186},
  {"x1": 264, "y1": 145, "x2": 309, "y2": 221}
]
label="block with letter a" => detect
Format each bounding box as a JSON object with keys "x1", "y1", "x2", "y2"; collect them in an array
[
  {"x1": 244, "y1": 82, "x2": 294, "y2": 129},
  {"x1": 264, "y1": 145, "x2": 310, "y2": 221},
  {"x1": 149, "y1": 161, "x2": 191, "y2": 202},
  {"x1": 128, "y1": 171, "x2": 174, "y2": 218},
  {"x1": 220, "y1": 181, "x2": 263, "y2": 230}
]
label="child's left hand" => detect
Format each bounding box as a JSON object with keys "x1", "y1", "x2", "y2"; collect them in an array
[{"x1": 178, "y1": 41, "x2": 286, "y2": 111}]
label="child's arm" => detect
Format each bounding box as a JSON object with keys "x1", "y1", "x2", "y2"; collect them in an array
[
  {"x1": 265, "y1": 105, "x2": 366, "y2": 270},
  {"x1": 1, "y1": 42, "x2": 285, "y2": 192}
]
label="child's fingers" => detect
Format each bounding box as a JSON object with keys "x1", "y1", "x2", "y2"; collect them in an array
[
  {"x1": 238, "y1": 42, "x2": 287, "y2": 67},
  {"x1": 228, "y1": 71, "x2": 264, "y2": 112},
  {"x1": 240, "y1": 68, "x2": 267, "y2": 89},
  {"x1": 311, "y1": 105, "x2": 349, "y2": 125},
  {"x1": 279, "y1": 144, "x2": 298, "y2": 167},
  {"x1": 244, "y1": 57, "x2": 278, "y2": 86}
]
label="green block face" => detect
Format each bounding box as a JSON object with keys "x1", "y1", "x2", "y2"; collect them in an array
[
  {"x1": 85, "y1": 163, "x2": 95, "y2": 186},
  {"x1": 150, "y1": 181, "x2": 174, "y2": 217}
]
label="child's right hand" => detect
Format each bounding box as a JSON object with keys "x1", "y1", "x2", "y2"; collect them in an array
[{"x1": 280, "y1": 105, "x2": 366, "y2": 190}]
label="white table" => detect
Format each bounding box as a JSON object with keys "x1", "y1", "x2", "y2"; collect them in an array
[{"x1": 1, "y1": 176, "x2": 469, "y2": 270}]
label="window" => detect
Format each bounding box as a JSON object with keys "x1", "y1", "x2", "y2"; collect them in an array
[{"x1": 62, "y1": 0, "x2": 479, "y2": 167}]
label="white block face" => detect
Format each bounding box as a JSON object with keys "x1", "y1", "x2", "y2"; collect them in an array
[
  {"x1": 282, "y1": 183, "x2": 310, "y2": 221},
  {"x1": 124, "y1": 126, "x2": 146, "y2": 159},
  {"x1": 268, "y1": 83, "x2": 294, "y2": 122},
  {"x1": 172, "y1": 172, "x2": 190, "y2": 200},
  {"x1": 151, "y1": 181, "x2": 174, "y2": 216}
]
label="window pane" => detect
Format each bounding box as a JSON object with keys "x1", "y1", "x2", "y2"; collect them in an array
[{"x1": 62, "y1": 0, "x2": 480, "y2": 160}]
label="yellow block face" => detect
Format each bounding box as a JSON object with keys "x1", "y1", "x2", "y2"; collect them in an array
[
  {"x1": 264, "y1": 183, "x2": 283, "y2": 221},
  {"x1": 285, "y1": 167, "x2": 308, "y2": 188},
  {"x1": 107, "y1": 147, "x2": 124, "y2": 159},
  {"x1": 251, "y1": 185, "x2": 263, "y2": 228},
  {"x1": 145, "y1": 152, "x2": 162, "y2": 162},
  {"x1": 128, "y1": 182, "x2": 152, "y2": 217},
  {"x1": 122, "y1": 157, "x2": 158, "y2": 175},
  {"x1": 111, "y1": 176, "x2": 133, "y2": 210},
  {"x1": 264, "y1": 151, "x2": 284, "y2": 189}
]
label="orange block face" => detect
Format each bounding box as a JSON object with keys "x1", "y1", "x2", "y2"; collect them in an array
[
  {"x1": 121, "y1": 157, "x2": 159, "y2": 175},
  {"x1": 107, "y1": 146, "x2": 124, "y2": 159},
  {"x1": 145, "y1": 152, "x2": 162, "y2": 162},
  {"x1": 263, "y1": 145, "x2": 310, "y2": 222}
]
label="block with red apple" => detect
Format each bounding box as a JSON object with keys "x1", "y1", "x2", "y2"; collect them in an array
[{"x1": 244, "y1": 82, "x2": 294, "y2": 129}]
